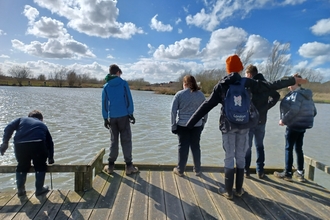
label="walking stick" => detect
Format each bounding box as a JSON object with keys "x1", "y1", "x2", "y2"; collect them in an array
[{"x1": 50, "y1": 171, "x2": 53, "y2": 190}]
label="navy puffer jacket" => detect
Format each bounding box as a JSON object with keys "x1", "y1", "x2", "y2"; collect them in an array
[{"x1": 280, "y1": 87, "x2": 317, "y2": 130}]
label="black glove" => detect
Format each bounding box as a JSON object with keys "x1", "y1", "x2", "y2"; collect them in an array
[
  {"x1": 0, "y1": 143, "x2": 8, "y2": 156},
  {"x1": 104, "y1": 119, "x2": 110, "y2": 129},
  {"x1": 128, "y1": 114, "x2": 135, "y2": 124},
  {"x1": 172, "y1": 129, "x2": 178, "y2": 134},
  {"x1": 48, "y1": 158, "x2": 55, "y2": 164}
]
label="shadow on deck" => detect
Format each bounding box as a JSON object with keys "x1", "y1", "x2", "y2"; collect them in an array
[{"x1": 0, "y1": 168, "x2": 330, "y2": 220}]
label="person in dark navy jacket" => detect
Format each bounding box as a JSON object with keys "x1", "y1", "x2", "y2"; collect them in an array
[
  {"x1": 0, "y1": 110, "x2": 54, "y2": 196},
  {"x1": 274, "y1": 75, "x2": 317, "y2": 182}
]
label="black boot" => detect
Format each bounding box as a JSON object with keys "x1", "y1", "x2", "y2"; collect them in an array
[
  {"x1": 35, "y1": 171, "x2": 49, "y2": 196},
  {"x1": 235, "y1": 168, "x2": 245, "y2": 197},
  {"x1": 218, "y1": 168, "x2": 235, "y2": 200},
  {"x1": 16, "y1": 172, "x2": 27, "y2": 197}
]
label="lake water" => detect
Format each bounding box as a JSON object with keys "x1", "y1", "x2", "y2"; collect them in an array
[{"x1": 0, "y1": 86, "x2": 329, "y2": 191}]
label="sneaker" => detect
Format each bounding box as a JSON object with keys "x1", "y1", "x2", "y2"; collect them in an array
[
  {"x1": 103, "y1": 164, "x2": 114, "y2": 174},
  {"x1": 195, "y1": 171, "x2": 202, "y2": 176},
  {"x1": 218, "y1": 187, "x2": 233, "y2": 200},
  {"x1": 173, "y1": 167, "x2": 184, "y2": 177},
  {"x1": 234, "y1": 188, "x2": 245, "y2": 197},
  {"x1": 273, "y1": 171, "x2": 292, "y2": 182},
  {"x1": 293, "y1": 171, "x2": 306, "y2": 182},
  {"x1": 244, "y1": 169, "x2": 251, "y2": 179},
  {"x1": 258, "y1": 172, "x2": 265, "y2": 179},
  {"x1": 125, "y1": 164, "x2": 139, "y2": 175}
]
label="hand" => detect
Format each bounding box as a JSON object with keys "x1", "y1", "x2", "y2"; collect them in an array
[
  {"x1": 104, "y1": 119, "x2": 110, "y2": 129},
  {"x1": 294, "y1": 75, "x2": 308, "y2": 85},
  {"x1": 279, "y1": 120, "x2": 285, "y2": 126},
  {"x1": 172, "y1": 129, "x2": 178, "y2": 134},
  {"x1": 0, "y1": 143, "x2": 8, "y2": 156},
  {"x1": 48, "y1": 158, "x2": 55, "y2": 164},
  {"x1": 128, "y1": 114, "x2": 135, "y2": 124}
]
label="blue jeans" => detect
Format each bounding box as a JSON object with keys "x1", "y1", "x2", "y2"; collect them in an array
[
  {"x1": 245, "y1": 124, "x2": 266, "y2": 173},
  {"x1": 285, "y1": 127, "x2": 305, "y2": 174},
  {"x1": 176, "y1": 125, "x2": 202, "y2": 173}
]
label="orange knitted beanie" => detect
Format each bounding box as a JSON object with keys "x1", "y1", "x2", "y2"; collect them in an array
[{"x1": 226, "y1": 55, "x2": 243, "y2": 74}]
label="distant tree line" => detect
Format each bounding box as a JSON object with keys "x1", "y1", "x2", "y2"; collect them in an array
[{"x1": 0, "y1": 66, "x2": 104, "y2": 87}]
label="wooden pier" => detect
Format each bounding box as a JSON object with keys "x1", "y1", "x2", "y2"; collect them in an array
[{"x1": 0, "y1": 149, "x2": 329, "y2": 220}]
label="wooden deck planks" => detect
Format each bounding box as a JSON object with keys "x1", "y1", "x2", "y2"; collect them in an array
[{"x1": 0, "y1": 169, "x2": 329, "y2": 220}]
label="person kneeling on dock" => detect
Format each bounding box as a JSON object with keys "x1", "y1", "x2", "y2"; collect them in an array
[{"x1": 0, "y1": 110, "x2": 55, "y2": 196}]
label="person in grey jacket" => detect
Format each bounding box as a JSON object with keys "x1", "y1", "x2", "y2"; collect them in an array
[
  {"x1": 0, "y1": 110, "x2": 54, "y2": 196},
  {"x1": 102, "y1": 64, "x2": 138, "y2": 175},
  {"x1": 274, "y1": 75, "x2": 317, "y2": 182},
  {"x1": 171, "y1": 75, "x2": 208, "y2": 177}
]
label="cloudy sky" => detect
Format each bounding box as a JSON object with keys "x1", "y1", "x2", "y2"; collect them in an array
[{"x1": 0, "y1": 0, "x2": 329, "y2": 83}]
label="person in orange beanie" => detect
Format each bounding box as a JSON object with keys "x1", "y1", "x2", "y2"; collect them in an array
[{"x1": 186, "y1": 54, "x2": 308, "y2": 200}]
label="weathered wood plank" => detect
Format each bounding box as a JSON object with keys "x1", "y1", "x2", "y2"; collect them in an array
[
  {"x1": 214, "y1": 172, "x2": 256, "y2": 220},
  {"x1": 174, "y1": 173, "x2": 204, "y2": 220},
  {"x1": 186, "y1": 172, "x2": 221, "y2": 220},
  {"x1": 129, "y1": 170, "x2": 149, "y2": 220},
  {"x1": 54, "y1": 190, "x2": 84, "y2": 220},
  {"x1": 267, "y1": 174, "x2": 323, "y2": 219},
  {"x1": 243, "y1": 175, "x2": 292, "y2": 220},
  {"x1": 89, "y1": 171, "x2": 123, "y2": 219},
  {"x1": 198, "y1": 172, "x2": 239, "y2": 220},
  {"x1": 108, "y1": 172, "x2": 137, "y2": 220},
  {"x1": 69, "y1": 170, "x2": 107, "y2": 220},
  {"x1": 163, "y1": 171, "x2": 185, "y2": 220},
  {"x1": 32, "y1": 190, "x2": 68, "y2": 219},
  {"x1": 0, "y1": 191, "x2": 16, "y2": 208},
  {"x1": 148, "y1": 170, "x2": 166, "y2": 220},
  {"x1": 0, "y1": 191, "x2": 40, "y2": 219}
]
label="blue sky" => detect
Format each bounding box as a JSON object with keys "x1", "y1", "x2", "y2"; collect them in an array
[{"x1": 0, "y1": 0, "x2": 329, "y2": 83}]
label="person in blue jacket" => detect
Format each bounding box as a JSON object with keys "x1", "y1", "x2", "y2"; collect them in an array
[
  {"x1": 102, "y1": 64, "x2": 138, "y2": 175},
  {"x1": 274, "y1": 75, "x2": 317, "y2": 182},
  {"x1": 0, "y1": 110, "x2": 54, "y2": 196}
]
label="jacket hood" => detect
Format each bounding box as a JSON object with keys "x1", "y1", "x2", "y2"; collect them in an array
[
  {"x1": 104, "y1": 76, "x2": 123, "y2": 87},
  {"x1": 297, "y1": 88, "x2": 313, "y2": 100},
  {"x1": 253, "y1": 73, "x2": 266, "y2": 81}
]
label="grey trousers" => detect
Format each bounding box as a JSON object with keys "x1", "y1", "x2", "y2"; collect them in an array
[
  {"x1": 222, "y1": 128, "x2": 249, "y2": 169},
  {"x1": 108, "y1": 115, "x2": 133, "y2": 164}
]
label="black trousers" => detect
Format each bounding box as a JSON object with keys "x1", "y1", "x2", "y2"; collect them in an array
[{"x1": 14, "y1": 141, "x2": 48, "y2": 172}]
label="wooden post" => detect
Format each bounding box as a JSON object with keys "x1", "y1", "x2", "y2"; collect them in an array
[{"x1": 306, "y1": 164, "x2": 315, "y2": 181}]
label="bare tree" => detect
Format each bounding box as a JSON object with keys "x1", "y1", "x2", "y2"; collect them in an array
[
  {"x1": 67, "y1": 70, "x2": 78, "y2": 87},
  {"x1": 296, "y1": 67, "x2": 323, "y2": 83},
  {"x1": 37, "y1": 74, "x2": 46, "y2": 81},
  {"x1": 8, "y1": 65, "x2": 32, "y2": 86},
  {"x1": 260, "y1": 42, "x2": 292, "y2": 81},
  {"x1": 235, "y1": 42, "x2": 255, "y2": 68},
  {"x1": 52, "y1": 68, "x2": 67, "y2": 87}
]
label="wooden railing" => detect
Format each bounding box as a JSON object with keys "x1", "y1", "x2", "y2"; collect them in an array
[
  {"x1": 0, "y1": 148, "x2": 105, "y2": 192},
  {"x1": 304, "y1": 155, "x2": 330, "y2": 181}
]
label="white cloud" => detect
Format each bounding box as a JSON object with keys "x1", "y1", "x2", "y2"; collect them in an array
[
  {"x1": 0, "y1": 54, "x2": 10, "y2": 58},
  {"x1": 0, "y1": 29, "x2": 7, "y2": 35},
  {"x1": 245, "y1": 35, "x2": 272, "y2": 59},
  {"x1": 186, "y1": 0, "x2": 306, "y2": 31},
  {"x1": 11, "y1": 39, "x2": 95, "y2": 59},
  {"x1": 12, "y1": 5, "x2": 95, "y2": 59},
  {"x1": 33, "y1": 0, "x2": 143, "y2": 39},
  {"x1": 153, "y1": 38, "x2": 201, "y2": 60},
  {"x1": 202, "y1": 26, "x2": 248, "y2": 58},
  {"x1": 310, "y1": 18, "x2": 330, "y2": 36},
  {"x1": 150, "y1": 14, "x2": 173, "y2": 32},
  {"x1": 298, "y1": 41, "x2": 330, "y2": 66}
]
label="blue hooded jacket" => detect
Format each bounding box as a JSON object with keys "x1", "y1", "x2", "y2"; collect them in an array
[{"x1": 102, "y1": 76, "x2": 134, "y2": 119}]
